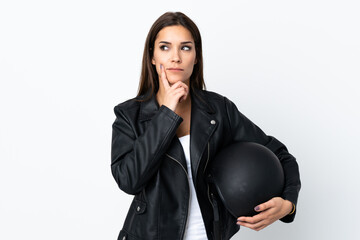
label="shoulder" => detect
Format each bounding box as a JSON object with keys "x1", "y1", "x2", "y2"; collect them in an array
[
  {"x1": 195, "y1": 89, "x2": 226, "y2": 104},
  {"x1": 197, "y1": 89, "x2": 235, "y2": 109},
  {"x1": 114, "y1": 97, "x2": 140, "y2": 110},
  {"x1": 201, "y1": 89, "x2": 225, "y2": 100},
  {"x1": 113, "y1": 95, "x2": 143, "y2": 117}
]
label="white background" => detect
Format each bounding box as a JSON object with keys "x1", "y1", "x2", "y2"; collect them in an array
[{"x1": 1, "y1": 0, "x2": 359, "y2": 239}]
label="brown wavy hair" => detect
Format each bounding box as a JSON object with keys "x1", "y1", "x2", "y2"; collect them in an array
[{"x1": 136, "y1": 12, "x2": 206, "y2": 100}]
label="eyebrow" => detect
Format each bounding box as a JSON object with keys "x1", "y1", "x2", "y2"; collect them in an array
[{"x1": 159, "y1": 41, "x2": 194, "y2": 45}]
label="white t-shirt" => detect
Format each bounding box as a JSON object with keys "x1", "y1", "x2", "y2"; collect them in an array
[{"x1": 178, "y1": 135, "x2": 208, "y2": 240}]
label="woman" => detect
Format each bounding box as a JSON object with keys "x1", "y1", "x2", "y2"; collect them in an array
[{"x1": 111, "y1": 12, "x2": 300, "y2": 240}]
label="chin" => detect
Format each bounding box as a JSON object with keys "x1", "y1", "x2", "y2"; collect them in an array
[
  {"x1": 168, "y1": 78, "x2": 187, "y2": 85},
  {"x1": 169, "y1": 75, "x2": 191, "y2": 83}
]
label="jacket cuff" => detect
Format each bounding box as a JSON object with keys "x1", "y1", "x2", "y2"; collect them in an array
[
  {"x1": 158, "y1": 105, "x2": 182, "y2": 122},
  {"x1": 280, "y1": 198, "x2": 297, "y2": 223}
]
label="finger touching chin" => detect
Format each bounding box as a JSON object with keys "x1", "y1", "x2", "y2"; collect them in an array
[{"x1": 167, "y1": 77, "x2": 184, "y2": 85}]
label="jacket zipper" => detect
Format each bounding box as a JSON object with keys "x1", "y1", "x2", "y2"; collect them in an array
[
  {"x1": 202, "y1": 143, "x2": 214, "y2": 206},
  {"x1": 204, "y1": 143, "x2": 222, "y2": 240},
  {"x1": 165, "y1": 153, "x2": 191, "y2": 240}
]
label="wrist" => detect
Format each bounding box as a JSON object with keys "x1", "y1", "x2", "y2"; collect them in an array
[
  {"x1": 283, "y1": 200, "x2": 294, "y2": 216},
  {"x1": 288, "y1": 202, "x2": 296, "y2": 215}
]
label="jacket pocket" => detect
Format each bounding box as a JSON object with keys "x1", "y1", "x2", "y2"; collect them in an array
[{"x1": 132, "y1": 199, "x2": 146, "y2": 214}]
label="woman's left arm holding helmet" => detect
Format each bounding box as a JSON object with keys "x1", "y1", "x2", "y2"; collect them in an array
[
  {"x1": 223, "y1": 97, "x2": 301, "y2": 231},
  {"x1": 237, "y1": 197, "x2": 295, "y2": 231}
]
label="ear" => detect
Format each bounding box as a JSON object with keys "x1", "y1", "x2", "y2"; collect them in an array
[
  {"x1": 152, "y1": 58, "x2": 156, "y2": 65},
  {"x1": 194, "y1": 57, "x2": 198, "y2": 65}
]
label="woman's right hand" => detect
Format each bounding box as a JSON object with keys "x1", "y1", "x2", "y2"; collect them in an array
[{"x1": 157, "y1": 64, "x2": 189, "y2": 112}]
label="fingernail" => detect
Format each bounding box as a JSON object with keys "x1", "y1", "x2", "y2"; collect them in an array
[{"x1": 255, "y1": 206, "x2": 260, "y2": 211}]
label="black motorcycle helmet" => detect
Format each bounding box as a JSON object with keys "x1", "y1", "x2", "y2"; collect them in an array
[{"x1": 209, "y1": 142, "x2": 284, "y2": 217}]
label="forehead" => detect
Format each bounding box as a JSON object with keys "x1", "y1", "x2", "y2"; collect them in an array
[{"x1": 155, "y1": 25, "x2": 194, "y2": 42}]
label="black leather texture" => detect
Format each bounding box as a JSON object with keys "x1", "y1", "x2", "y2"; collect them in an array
[{"x1": 111, "y1": 88, "x2": 301, "y2": 240}]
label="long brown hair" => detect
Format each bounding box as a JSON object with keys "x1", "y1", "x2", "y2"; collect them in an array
[{"x1": 137, "y1": 12, "x2": 206, "y2": 100}]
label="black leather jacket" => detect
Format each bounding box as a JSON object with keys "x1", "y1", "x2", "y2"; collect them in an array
[{"x1": 111, "y1": 88, "x2": 301, "y2": 240}]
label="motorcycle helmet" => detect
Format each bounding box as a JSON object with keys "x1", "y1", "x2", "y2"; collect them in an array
[{"x1": 209, "y1": 141, "x2": 284, "y2": 217}]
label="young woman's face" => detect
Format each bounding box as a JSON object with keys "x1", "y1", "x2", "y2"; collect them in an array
[{"x1": 152, "y1": 25, "x2": 197, "y2": 86}]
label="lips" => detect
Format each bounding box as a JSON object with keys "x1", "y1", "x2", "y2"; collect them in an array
[{"x1": 167, "y1": 68, "x2": 184, "y2": 71}]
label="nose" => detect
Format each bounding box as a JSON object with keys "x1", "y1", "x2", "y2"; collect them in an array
[{"x1": 171, "y1": 49, "x2": 182, "y2": 63}]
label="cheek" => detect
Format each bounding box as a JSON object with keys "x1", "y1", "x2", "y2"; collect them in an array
[
  {"x1": 186, "y1": 53, "x2": 197, "y2": 66},
  {"x1": 153, "y1": 50, "x2": 168, "y2": 63},
  {"x1": 185, "y1": 57, "x2": 196, "y2": 70}
]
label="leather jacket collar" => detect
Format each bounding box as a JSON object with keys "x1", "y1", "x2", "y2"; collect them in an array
[
  {"x1": 138, "y1": 88, "x2": 215, "y2": 121},
  {"x1": 138, "y1": 88, "x2": 218, "y2": 179}
]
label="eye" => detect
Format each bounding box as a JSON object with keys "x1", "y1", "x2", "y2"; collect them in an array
[
  {"x1": 182, "y1": 46, "x2": 192, "y2": 51},
  {"x1": 160, "y1": 45, "x2": 169, "y2": 51}
]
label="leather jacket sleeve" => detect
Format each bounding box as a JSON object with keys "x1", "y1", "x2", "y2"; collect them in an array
[
  {"x1": 111, "y1": 104, "x2": 183, "y2": 195},
  {"x1": 224, "y1": 97, "x2": 301, "y2": 223}
]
